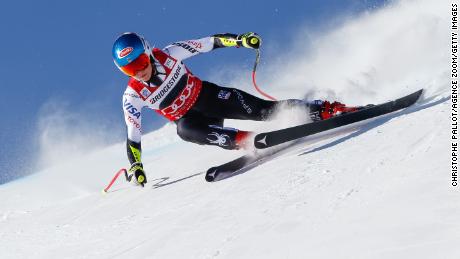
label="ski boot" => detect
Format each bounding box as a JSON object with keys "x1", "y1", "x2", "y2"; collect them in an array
[
  {"x1": 127, "y1": 162, "x2": 147, "y2": 187},
  {"x1": 309, "y1": 100, "x2": 361, "y2": 121},
  {"x1": 234, "y1": 130, "x2": 254, "y2": 150},
  {"x1": 320, "y1": 101, "x2": 360, "y2": 120}
]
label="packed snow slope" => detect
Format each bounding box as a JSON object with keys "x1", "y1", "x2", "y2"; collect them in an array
[{"x1": 0, "y1": 0, "x2": 457, "y2": 258}]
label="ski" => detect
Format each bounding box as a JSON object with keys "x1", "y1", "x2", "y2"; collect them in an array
[
  {"x1": 206, "y1": 155, "x2": 257, "y2": 182},
  {"x1": 205, "y1": 89, "x2": 423, "y2": 181},
  {"x1": 254, "y1": 89, "x2": 423, "y2": 149},
  {"x1": 205, "y1": 148, "x2": 283, "y2": 182}
]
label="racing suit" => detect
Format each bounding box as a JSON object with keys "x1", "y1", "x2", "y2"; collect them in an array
[{"x1": 122, "y1": 34, "x2": 312, "y2": 165}]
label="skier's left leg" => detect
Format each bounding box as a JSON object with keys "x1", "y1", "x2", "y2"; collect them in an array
[
  {"x1": 193, "y1": 81, "x2": 302, "y2": 121},
  {"x1": 193, "y1": 81, "x2": 353, "y2": 122},
  {"x1": 193, "y1": 81, "x2": 278, "y2": 121}
]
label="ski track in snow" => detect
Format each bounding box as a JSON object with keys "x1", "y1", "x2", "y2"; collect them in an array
[{"x1": 0, "y1": 1, "x2": 458, "y2": 258}]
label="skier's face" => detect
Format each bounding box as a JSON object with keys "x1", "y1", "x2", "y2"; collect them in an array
[
  {"x1": 133, "y1": 61, "x2": 152, "y2": 82},
  {"x1": 119, "y1": 53, "x2": 152, "y2": 81}
]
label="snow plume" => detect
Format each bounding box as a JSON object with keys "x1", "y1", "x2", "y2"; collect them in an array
[
  {"x1": 221, "y1": 0, "x2": 447, "y2": 112},
  {"x1": 35, "y1": 99, "x2": 120, "y2": 170},
  {"x1": 266, "y1": 0, "x2": 448, "y2": 103},
  {"x1": 207, "y1": 0, "x2": 448, "y2": 137}
]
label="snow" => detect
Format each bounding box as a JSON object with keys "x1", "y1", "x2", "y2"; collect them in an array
[{"x1": 0, "y1": 0, "x2": 457, "y2": 258}]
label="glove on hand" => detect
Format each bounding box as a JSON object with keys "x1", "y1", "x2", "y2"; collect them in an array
[
  {"x1": 128, "y1": 162, "x2": 147, "y2": 187},
  {"x1": 237, "y1": 32, "x2": 262, "y2": 49}
]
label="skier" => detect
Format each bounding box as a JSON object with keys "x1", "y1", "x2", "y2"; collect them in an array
[{"x1": 112, "y1": 32, "x2": 356, "y2": 186}]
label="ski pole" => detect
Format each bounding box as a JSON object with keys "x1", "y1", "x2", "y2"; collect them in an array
[
  {"x1": 252, "y1": 49, "x2": 277, "y2": 101},
  {"x1": 102, "y1": 168, "x2": 128, "y2": 193}
]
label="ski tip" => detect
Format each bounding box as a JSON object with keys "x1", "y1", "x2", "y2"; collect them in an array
[
  {"x1": 401, "y1": 88, "x2": 424, "y2": 106},
  {"x1": 413, "y1": 88, "x2": 424, "y2": 97},
  {"x1": 410, "y1": 89, "x2": 424, "y2": 100},
  {"x1": 417, "y1": 88, "x2": 424, "y2": 98}
]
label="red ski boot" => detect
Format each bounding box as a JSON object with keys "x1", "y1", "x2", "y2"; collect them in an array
[
  {"x1": 234, "y1": 130, "x2": 254, "y2": 150},
  {"x1": 320, "y1": 101, "x2": 359, "y2": 120}
]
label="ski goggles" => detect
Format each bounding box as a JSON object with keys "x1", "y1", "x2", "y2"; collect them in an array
[{"x1": 119, "y1": 53, "x2": 150, "y2": 77}]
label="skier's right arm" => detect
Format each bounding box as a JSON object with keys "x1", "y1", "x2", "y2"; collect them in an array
[
  {"x1": 123, "y1": 91, "x2": 143, "y2": 164},
  {"x1": 123, "y1": 90, "x2": 147, "y2": 186}
]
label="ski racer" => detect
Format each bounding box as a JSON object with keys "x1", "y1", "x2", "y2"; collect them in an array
[{"x1": 112, "y1": 32, "x2": 356, "y2": 186}]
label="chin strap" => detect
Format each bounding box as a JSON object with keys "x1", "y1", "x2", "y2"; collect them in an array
[{"x1": 252, "y1": 49, "x2": 277, "y2": 101}]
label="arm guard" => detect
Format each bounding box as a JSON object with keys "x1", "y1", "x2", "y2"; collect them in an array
[
  {"x1": 127, "y1": 139, "x2": 142, "y2": 165},
  {"x1": 212, "y1": 33, "x2": 241, "y2": 49}
]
